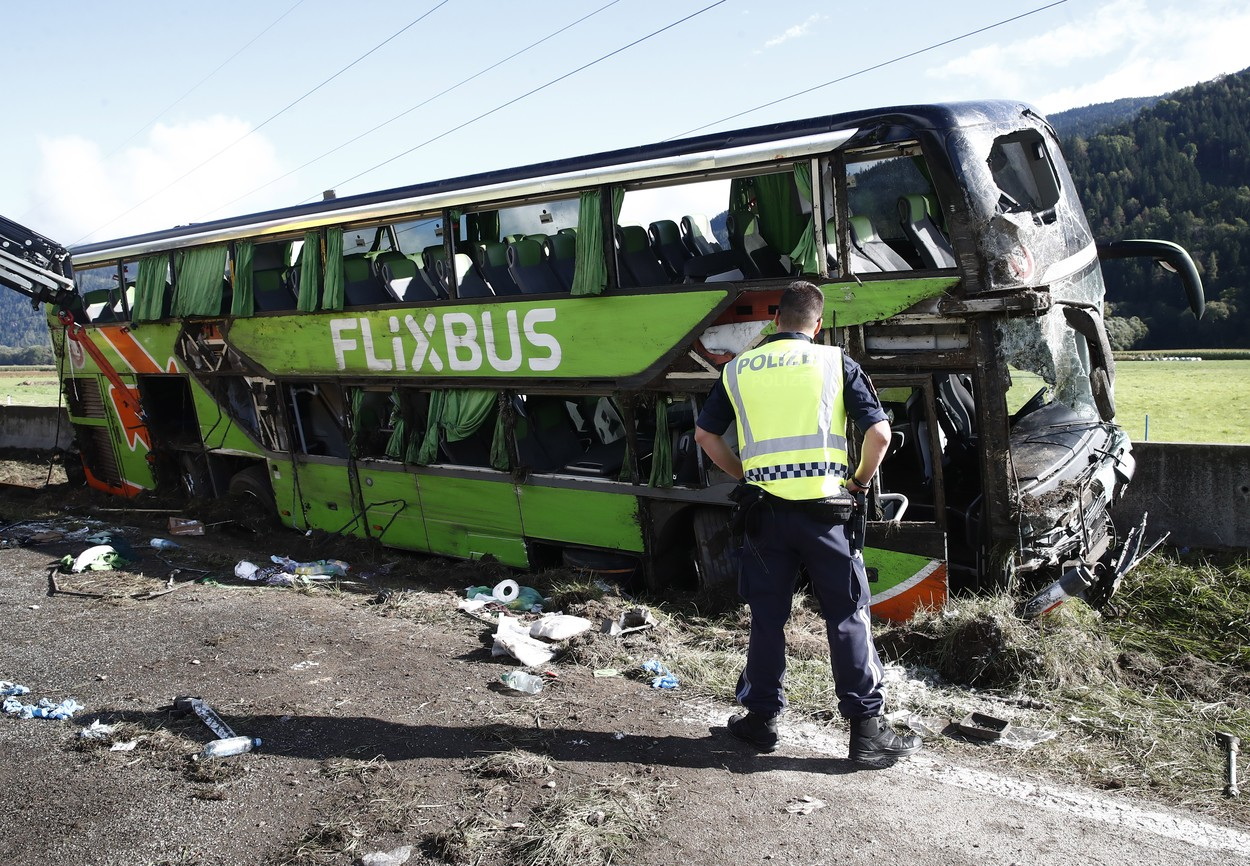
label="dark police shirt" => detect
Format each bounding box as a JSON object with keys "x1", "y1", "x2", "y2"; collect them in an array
[{"x1": 695, "y1": 332, "x2": 889, "y2": 436}]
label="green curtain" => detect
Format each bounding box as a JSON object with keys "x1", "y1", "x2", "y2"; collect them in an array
[
  {"x1": 297, "y1": 231, "x2": 321, "y2": 312},
  {"x1": 231, "y1": 241, "x2": 254, "y2": 316},
  {"x1": 571, "y1": 187, "x2": 624, "y2": 296},
  {"x1": 788, "y1": 163, "x2": 821, "y2": 274},
  {"x1": 416, "y1": 389, "x2": 500, "y2": 465},
  {"x1": 385, "y1": 389, "x2": 407, "y2": 459},
  {"x1": 489, "y1": 409, "x2": 509, "y2": 472},
  {"x1": 172, "y1": 245, "x2": 228, "y2": 317},
  {"x1": 731, "y1": 172, "x2": 809, "y2": 269},
  {"x1": 323, "y1": 228, "x2": 344, "y2": 311},
  {"x1": 348, "y1": 388, "x2": 366, "y2": 457},
  {"x1": 648, "y1": 398, "x2": 673, "y2": 488},
  {"x1": 131, "y1": 254, "x2": 168, "y2": 321}
]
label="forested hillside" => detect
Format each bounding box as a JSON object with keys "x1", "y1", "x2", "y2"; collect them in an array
[
  {"x1": 0, "y1": 292, "x2": 52, "y2": 363},
  {"x1": 1049, "y1": 95, "x2": 1159, "y2": 139},
  {"x1": 1063, "y1": 67, "x2": 1250, "y2": 349}
]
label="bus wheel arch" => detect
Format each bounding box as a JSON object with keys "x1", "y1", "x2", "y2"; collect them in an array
[{"x1": 227, "y1": 463, "x2": 277, "y2": 516}]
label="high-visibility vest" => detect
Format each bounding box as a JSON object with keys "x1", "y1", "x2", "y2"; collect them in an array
[{"x1": 722, "y1": 338, "x2": 850, "y2": 500}]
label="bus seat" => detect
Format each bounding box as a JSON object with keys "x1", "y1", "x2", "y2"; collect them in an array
[
  {"x1": 515, "y1": 396, "x2": 584, "y2": 472},
  {"x1": 507, "y1": 238, "x2": 564, "y2": 294},
  {"x1": 680, "y1": 214, "x2": 722, "y2": 257},
  {"x1": 682, "y1": 249, "x2": 748, "y2": 282},
  {"x1": 849, "y1": 216, "x2": 912, "y2": 272},
  {"x1": 727, "y1": 211, "x2": 790, "y2": 278},
  {"x1": 935, "y1": 373, "x2": 977, "y2": 451},
  {"x1": 437, "y1": 253, "x2": 494, "y2": 299},
  {"x1": 898, "y1": 194, "x2": 956, "y2": 269},
  {"x1": 557, "y1": 227, "x2": 576, "y2": 238},
  {"x1": 421, "y1": 244, "x2": 450, "y2": 293},
  {"x1": 251, "y1": 268, "x2": 297, "y2": 312},
  {"x1": 544, "y1": 232, "x2": 577, "y2": 292},
  {"x1": 83, "y1": 288, "x2": 121, "y2": 323},
  {"x1": 343, "y1": 254, "x2": 397, "y2": 306},
  {"x1": 475, "y1": 241, "x2": 523, "y2": 295},
  {"x1": 615, "y1": 225, "x2": 670, "y2": 288},
  {"x1": 375, "y1": 251, "x2": 440, "y2": 302},
  {"x1": 648, "y1": 219, "x2": 692, "y2": 280}
]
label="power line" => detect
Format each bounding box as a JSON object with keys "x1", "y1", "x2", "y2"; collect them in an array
[
  {"x1": 203, "y1": 0, "x2": 623, "y2": 220},
  {"x1": 323, "y1": 0, "x2": 728, "y2": 197},
  {"x1": 667, "y1": 0, "x2": 1070, "y2": 140},
  {"x1": 72, "y1": 0, "x2": 452, "y2": 245},
  {"x1": 105, "y1": 0, "x2": 309, "y2": 160}
]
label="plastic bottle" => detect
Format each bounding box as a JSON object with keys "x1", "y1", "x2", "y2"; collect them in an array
[
  {"x1": 500, "y1": 670, "x2": 544, "y2": 695},
  {"x1": 201, "y1": 736, "x2": 262, "y2": 758},
  {"x1": 150, "y1": 538, "x2": 181, "y2": 550}
]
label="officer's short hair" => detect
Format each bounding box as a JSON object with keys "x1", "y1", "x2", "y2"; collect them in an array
[{"x1": 777, "y1": 281, "x2": 824, "y2": 331}]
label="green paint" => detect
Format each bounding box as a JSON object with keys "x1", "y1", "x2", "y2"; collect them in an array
[
  {"x1": 865, "y1": 546, "x2": 939, "y2": 593},
  {"x1": 518, "y1": 485, "x2": 644, "y2": 552},
  {"x1": 290, "y1": 461, "x2": 368, "y2": 539},
  {"x1": 227, "y1": 291, "x2": 730, "y2": 379},
  {"x1": 820, "y1": 276, "x2": 958, "y2": 327},
  {"x1": 417, "y1": 474, "x2": 528, "y2": 565},
  {"x1": 356, "y1": 465, "x2": 430, "y2": 552},
  {"x1": 188, "y1": 377, "x2": 263, "y2": 454},
  {"x1": 267, "y1": 458, "x2": 303, "y2": 529}
]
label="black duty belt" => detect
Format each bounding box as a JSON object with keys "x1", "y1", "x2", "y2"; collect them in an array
[{"x1": 763, "y1": 492, "x2": 854, "y2": 522}]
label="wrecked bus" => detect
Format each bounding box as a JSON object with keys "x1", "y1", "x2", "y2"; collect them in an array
[{"x1": 5, "y1": 101, "x2": 1203, "y2": 619}]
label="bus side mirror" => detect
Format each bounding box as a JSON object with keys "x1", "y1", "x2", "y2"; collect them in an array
[{"x1": 1096, "y1": 239, "x2": 1205, "y2": 321}]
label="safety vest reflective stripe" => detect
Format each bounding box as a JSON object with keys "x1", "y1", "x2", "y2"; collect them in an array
[
  {"x1": 723, "y1": 339, "x2": 850, "y2": 500},
  {"x1": 740, "y1": 431, "x2": 848, "y2": 461}
]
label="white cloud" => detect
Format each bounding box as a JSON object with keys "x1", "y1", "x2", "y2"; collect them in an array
[
  {"x1": 30, "y1": 116, "x2": 292, "y2": 245},
  {"x1": 925, "y1": 0, "x2": 1250, "y2": 112},
  {"x1": 762, "y1": 14, "x2": 823, "y2": 50}
]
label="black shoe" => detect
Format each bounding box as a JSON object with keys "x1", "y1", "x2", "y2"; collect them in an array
[
  {"x1": 727, "y1": 711, "x2": 779, "y2": 753},
  {"x1": 849, "y1": 715, "x2": 922, "y2": 765}
]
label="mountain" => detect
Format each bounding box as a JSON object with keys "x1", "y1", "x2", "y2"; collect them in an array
[
  {"x1": 1049, "y1": 96, "x2": 1160, "y2": 139},
  {"x1": 1063, "y1": 67, "x2": 1250, "y2": 349},
  {"x1": 0, "y1": 291, "x2": 53, "y2": 363}
]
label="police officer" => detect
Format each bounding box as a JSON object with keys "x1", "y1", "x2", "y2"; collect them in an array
[{"x1": 693, "y1": 280, "x2": 921, "y2": 765}]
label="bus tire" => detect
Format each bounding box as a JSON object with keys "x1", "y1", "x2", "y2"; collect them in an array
[
  {"x1": 693, "y1": 506, "x2": 738, "y2": 609},
  {"x1": 227, "y1": 464, "x2": 277, "y2": 517}
]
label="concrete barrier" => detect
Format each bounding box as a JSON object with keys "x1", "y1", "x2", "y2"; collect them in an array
[
  {"x1": 1112, "y1": 441, "x2": 1250, "y2": 550},
  {"x1": 0, "y1": 406, "x2": 75, "y2": 450}
]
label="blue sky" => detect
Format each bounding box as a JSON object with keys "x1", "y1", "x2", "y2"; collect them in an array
[{"x1": 2, "y1": 0, "x2": 1247, "y2": 246}]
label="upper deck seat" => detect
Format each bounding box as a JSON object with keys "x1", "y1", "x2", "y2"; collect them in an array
[
  {"x1": 343, "y1": 254, "x2": 397, "y2": 306},
  {"x1": 849, "y1": 215, "x2": 913, "y2": 272},
  {"x1": 898, "y1": 194, "x2": 957, "y2": 269},
  {"x1": 514, "y1": 395, "x2": 625, "y2": 476},
  {"x1": 507, "y1": 238, "x2": 564, "y2": 294},
  {"x1": 437, "y1": 253, "x2": 494, "y2": 299},
  {"x1": 544, "y1": 232, "x2": 577, "y2": 292},
  {"x1": 648, "y1": 219, "x2": 692, "y2": 281},
  {"x1": 680, "y1": 214, "x2": 722, "y2": 257},
  {"x1": 375, "y1": 251, "x2": 442, "y2": 302},
  {"x1": 615, "y1": 225, "x2": 670, "y2": 288},
  {"x1": 421, "y1": 245, "x2": 452, "y2": 294},
  {"x1": 475, "y1": 242, "x2": 523, "y2": 295},
  {"x1": 727, "y1": 211, "x2": 789, "y2": 278}
]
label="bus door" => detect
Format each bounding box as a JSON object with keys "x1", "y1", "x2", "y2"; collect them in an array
[
  {"x1": 864, "y1": 373, "x2": 950, "y2": 620},
  {"x1": 281, "y1": 383, "x2": 368, "y2": 538}
]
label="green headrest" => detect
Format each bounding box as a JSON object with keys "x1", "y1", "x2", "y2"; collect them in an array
[
  {"x1": 650, "y1": 220, "x2": 680, "y2": 244},
  {"x1": 510, "y1": 238, "x2": 544, "y2": 267},
  {"x1": 898, "y1": 194, "x2": 932, "y2": 223},
  {"x1": 548, "y1": 232, "x2": 576, "y2": 258},
  {"x1": 617, "y1": 225, "x2": 648, "y2": 253}
]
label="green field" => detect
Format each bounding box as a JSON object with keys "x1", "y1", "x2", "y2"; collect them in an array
[
  {"x1": 3, "y1": 360, "x2": 1247, "y2": 444},
  {"x1": 0, "y1": 368, "x2": 60, "y2": 408},
  {"x1": 1114, "y1": 359, "x2": 1250, "y2": 445}
]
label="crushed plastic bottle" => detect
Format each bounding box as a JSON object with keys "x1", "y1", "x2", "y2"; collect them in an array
[
  {"x1": 499, "y1": 670, "x2": 544, "y2": 695},
  {"x1": 150, "y1": 538, "x2": 181, "y2": 550},
  {"x1": 201, "y1": 735, "x2": 262, "y2": 758}
]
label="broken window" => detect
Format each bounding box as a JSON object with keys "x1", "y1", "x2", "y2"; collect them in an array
[{"x1": 987, "y1": 130, "x2": 1060, "y2": 215}]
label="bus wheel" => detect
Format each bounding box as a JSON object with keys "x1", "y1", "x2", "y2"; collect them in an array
[
  {"x1": 227, "y1": 465, "x2": 276, "y2": 517},
  {"x1": 693, "y1": 507, "x2": 738, "y2": 606}
]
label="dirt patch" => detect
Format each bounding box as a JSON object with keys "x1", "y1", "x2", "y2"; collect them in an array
[{"x1": 3, "y1": 469, "x2": 1249, "y2": 864}]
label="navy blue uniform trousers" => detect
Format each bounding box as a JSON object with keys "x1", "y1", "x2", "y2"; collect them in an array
[{"x1": 736, "y1": 499, "x2": 885, "y2": 719}]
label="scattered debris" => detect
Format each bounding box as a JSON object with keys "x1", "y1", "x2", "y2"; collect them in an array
[
  {"x1": 640, "y1": 660, "x2": 678, "y2": 690},
  {"x1": 785, "y1": 795, "x2": 827, "y2": 815},
  {"x1": 167, "y1": 517, "x2": 205, "y2": 536},
  {"x1": 61, "y1": 543, "x2": 131, "y2": 574},
  {"x1": 360, "y1": 845, "x2": 413, "y2": 866},
  {"x1": 593, "y1": 669, "x2": 622, "y2": 678},
  {"x1": 464, "y1": 580, "x2": 545, "y2": 612},
  {"x1": 957, "y1": 711, "x2": 1011, "y2": 741},
  {"x1": 1, "y1": 687, "x2": 83, "y2": 720},
  {"x1": 530, "y1": 614, "x2": 594, "y2": 641},
  {"x1": 493, "y1": 613, "x2": 558, "y2": 667},
  {"x1": 1217, "y1": 731, "x2": 1241, "y2": 798},
  {"x1": 601, "y1": 606, "x2": 658, "y2": 637},
  {"x1": 499, "y1": 670, "x2": 545, "y2": 695}
]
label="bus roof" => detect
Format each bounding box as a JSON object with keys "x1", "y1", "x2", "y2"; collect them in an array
[{"x1": 70, "y1": 100, "x2": 1035, "y2": 264}]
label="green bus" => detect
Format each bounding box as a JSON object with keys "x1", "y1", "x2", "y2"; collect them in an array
[{"x1": 13, "y1": 100, "x2": 1203, "y2": 618}]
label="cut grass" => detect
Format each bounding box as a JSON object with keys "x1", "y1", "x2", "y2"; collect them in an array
[{"x1": 1113, "y1": 359, "x2": 1250, "y2": 444}]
